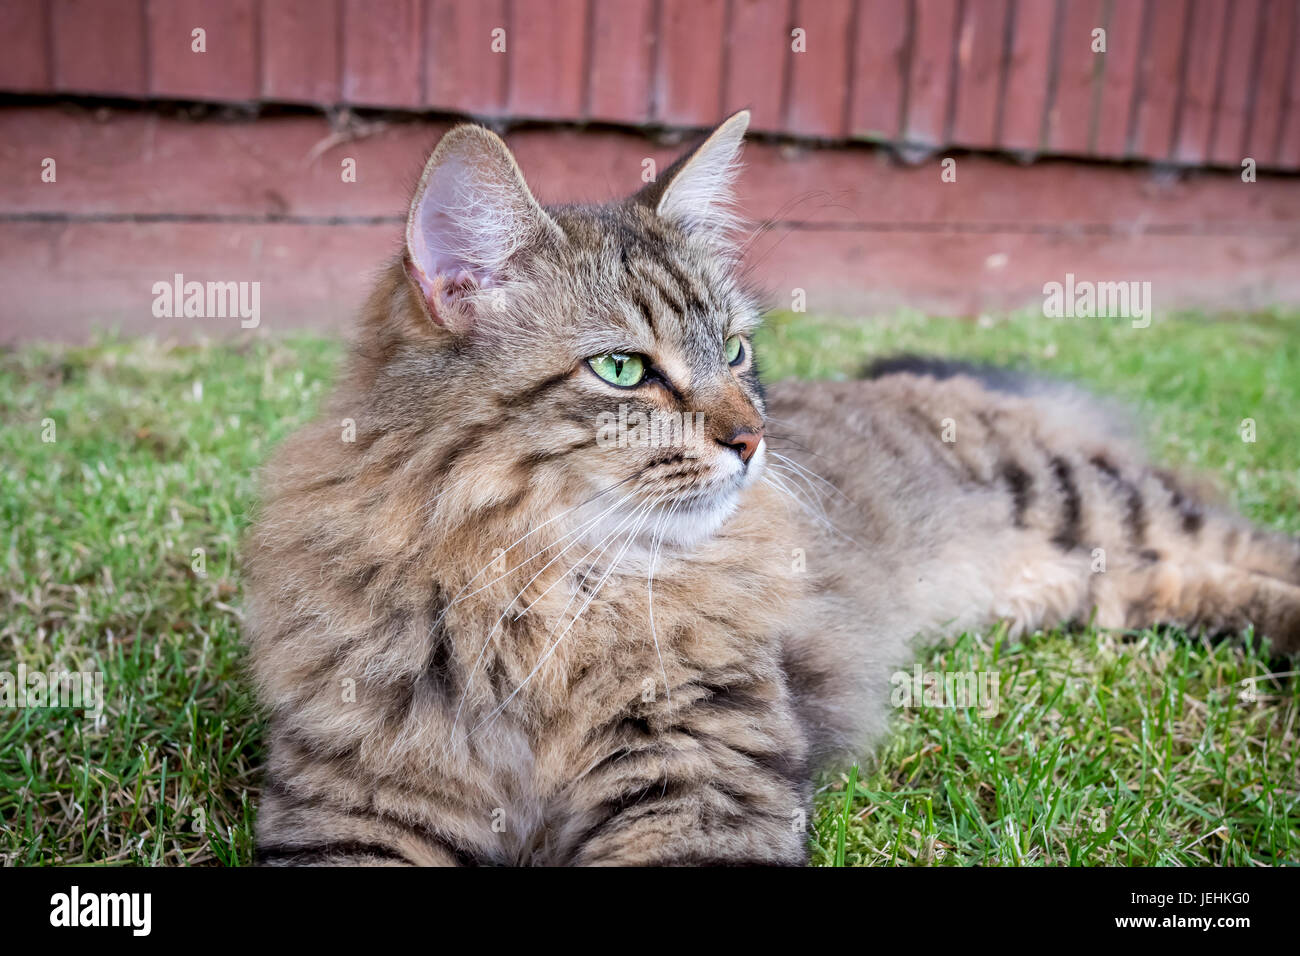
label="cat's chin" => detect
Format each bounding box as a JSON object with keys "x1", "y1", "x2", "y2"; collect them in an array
[
  {"x1": 654, "y1": 488, "x2": 742, "y2": 550},
  {"x1": 572, "y1": 486, "x2": 741, "y2": 561}
]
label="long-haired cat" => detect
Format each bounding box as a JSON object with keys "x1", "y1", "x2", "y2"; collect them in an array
[{"x1": 244, "y1": 111, "x2": 1300, "y2": 866}]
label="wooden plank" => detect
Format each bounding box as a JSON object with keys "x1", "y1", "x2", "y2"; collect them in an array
[
  {"x1": 51, "y1": 0, "x2": 147, "y2": 96},
  {"x1": 1092, "y1": 0, "x2": 1145, "y2": 157},
  {"x1": 1130, "y1": 0, "x2": 1188, "y2": 160},
  {"x1": 785, "y1": 0, "x2": 854, "y2": 138},
  {"x1": 902, "y1": 0, "x2": 960, "y2": 145},
  {"x1": 723, "y1": 0, "x2": 789, "y2": 133},
  {"x1": 1277, "y1": 4, "x2": 1300, "y2": 167},
  {"x1": 1244, "y1": 0, "x2": 1295, "y2": 167},
  {"x1": 999, "y1": 0, "x2": 1056, "y2": 151},
  {"x1": 425, "y1": 0, "x2": 508, "y2": 116},
  {"x1": 0, "y1": 220, "x2": 393, "y2": 342},
  {"x1": 507, "y1": 0, "x2": 588, "y2": 119},
  {"x1": 950, "y1": 0, "x2": 1009, "y2": 149},
  {"x1": 654, "y1": 0, "x2": 727, "y2": 126},
  {"x1": 1171, "y1": 0, "x2": 1227, "y2": 164},
  {"x1": 848, "y1": 0, "x2": 909, "y2": 141},
  {"x1": 1045, "y1": 0, "x2": 1105, "y2": 156},
  {"x1": 588, "y1": 0, "x2": 655, "y2": 124},
  {"x1": 147, "y1": 0, "x2": 258, "y2": 101},
  {"x1": 0, "y1": 0, "x2": 50, "y2": 92},
  {"x1": 1208, "y1": 0, "x2": 1263, "y2": 165},
  {"x1": 17, "y1": 105, "x2": 1300, "y2": 226},
  {"x1": 0, "y1": 109, "x2": 444, "y2": 218},
  {"x1": 261, "y1": 0, "x2": 341, "y2": 104},
  {"x1": 11, "y1": 220, "x2": 1300, "y2": 344},
  {"x1": 340, "y1": 0, "x2": 423, "y2": 108},
  {"x1": 8, "y1": 108, "x2": 1300, "y2": 342}
]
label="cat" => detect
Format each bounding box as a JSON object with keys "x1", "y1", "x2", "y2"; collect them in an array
[{"x1": 244, "y1": 111, "x2": 1300, "y2": 866}]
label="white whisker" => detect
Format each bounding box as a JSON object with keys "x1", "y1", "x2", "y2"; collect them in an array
[
  {"x1": 647, "y1": 496, "x2": 683, "y2": 711},
  {"x1": 769, "y1": 451, "x2": 849, "y2": 503},
  {"x1": 469, "y1": 495, "x2": 665, "y2": 737},
  {"x1": 510, "y1": 493, "x2": 652, "y2": 621},
  {"x1": 432, "y1": 475, "x2": 637, "y2": 631},
  {"x1": 451, "y1": 486, "x2": 639, "y2": 612},
  {"x1": 445, "y1": 484, "x2": 643, "y2": 745},
  {"x1": 762, "y1": 472, "x2": 864, "y2": 548}
]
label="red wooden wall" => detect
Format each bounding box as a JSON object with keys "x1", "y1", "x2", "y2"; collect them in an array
[{"x1": 2, "y1": 0, "x2": 1298, "y2": 170}]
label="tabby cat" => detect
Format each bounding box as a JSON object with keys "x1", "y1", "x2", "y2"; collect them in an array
[{"x1": 245, "y1": 111, "x2": 1300, "y2": 866}]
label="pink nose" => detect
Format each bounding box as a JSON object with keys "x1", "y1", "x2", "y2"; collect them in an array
[{"x1": 721, "y1": 428, "x2": 763, "y2": 464}]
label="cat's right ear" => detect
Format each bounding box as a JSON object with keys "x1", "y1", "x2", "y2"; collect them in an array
[{"x1": 404, "y1": 124, "x2": 562, "y2": 331}]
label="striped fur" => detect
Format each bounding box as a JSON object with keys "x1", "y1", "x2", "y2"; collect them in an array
[{"x1": 244, "y1": 117, "x2": 1300, "y2": 866}]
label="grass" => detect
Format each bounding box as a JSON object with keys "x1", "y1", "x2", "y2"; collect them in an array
[{"x1": 1, "y1": 308, "x2": 1297, "y2": 866}]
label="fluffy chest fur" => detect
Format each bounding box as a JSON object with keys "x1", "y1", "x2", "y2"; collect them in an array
[{"x1": 245, "y1": 416, "x2": 811, "y2": 862}]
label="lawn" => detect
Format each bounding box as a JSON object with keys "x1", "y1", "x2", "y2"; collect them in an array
[{"x1": 2, "y1": 308, "x2": 1297, "y2": 865}]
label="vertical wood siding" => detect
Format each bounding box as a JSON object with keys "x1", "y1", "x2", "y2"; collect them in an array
[{"x1": 3, "y1": 0, "x2": 1298, "y2": 170}]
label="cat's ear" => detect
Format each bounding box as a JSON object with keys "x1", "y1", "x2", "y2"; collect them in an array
[
  {"x1": 638, "y1": 109, "x2": 749, "y2": 244},
  {"x1": 404, "y1": 124, "x2": 561, "y2": 329}
]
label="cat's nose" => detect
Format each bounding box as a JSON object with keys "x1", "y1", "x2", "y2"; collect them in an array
[{"x1": 721, "y1": 427, "x2": 763, "y2": 464}]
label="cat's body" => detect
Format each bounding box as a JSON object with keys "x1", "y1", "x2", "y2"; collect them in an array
[{"x1": 245, "y1": 114, "x2": 1300, "y2": 866}]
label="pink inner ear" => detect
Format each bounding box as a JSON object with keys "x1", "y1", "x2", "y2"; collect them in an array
[
  {"x1": 410, "y1": 155, "x2": 497, "y2": 272},
  {"x1": 404, "y1": 253, "x2": 486, "y2": 327},
  {"x1": 404, "y1": 255, "x2": 441, "y2": 310},
  {"x1": 410, "y1": 206, "x2": 479, "y2": 280},
  {"x1": 407, "y1": 160, "x2": 506, "y2": 325},
  {"x1": 406, "y1": 140, "x2": 537, "y2": 324}
]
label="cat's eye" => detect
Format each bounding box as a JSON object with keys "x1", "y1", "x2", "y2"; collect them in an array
[
  {"x1": 725, "y1": 335, "x2": 744, "y2": 365},
  {"x1": 588, "y1": 352, "x2": 646, "y2": 388}
]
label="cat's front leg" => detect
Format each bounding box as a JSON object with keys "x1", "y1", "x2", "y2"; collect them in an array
[
  {"x1": 556, "y1": 682, "x2": 814, "y2": 866},
  {"x1": 254, "y1": 732, "x2": 487, "y2": 867},
  {"x1": 568, "y1": 783, "x2": 812, "y2": 866}
]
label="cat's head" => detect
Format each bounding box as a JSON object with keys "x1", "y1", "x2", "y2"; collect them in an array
[{"x1": 365, "y1": 111, "x2": 765, "y2": 550}]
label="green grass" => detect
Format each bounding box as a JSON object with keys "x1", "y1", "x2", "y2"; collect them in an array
[{"x1": 2, "y1": 309, "x2": 1297, "y2": 865}]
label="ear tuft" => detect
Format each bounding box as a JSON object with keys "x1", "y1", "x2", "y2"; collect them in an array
[
  {"x1": 405, "y1": 125, "x2": 560, "y2": 329},
  {"x1": 647, "y1": 110, "x2": 750, "y2": 244}
]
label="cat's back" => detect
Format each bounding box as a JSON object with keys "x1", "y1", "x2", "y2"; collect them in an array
[{"x1": 761, "y1": 362, "x2": 1144, "y2": 552}]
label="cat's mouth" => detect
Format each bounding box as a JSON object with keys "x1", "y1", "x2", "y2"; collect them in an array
[{"x1": 575, "y1": 439, "x2": 766, "y2": 554}]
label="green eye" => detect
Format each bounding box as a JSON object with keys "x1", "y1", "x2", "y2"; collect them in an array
[
  {"x1": 725, "y1": 335, "x2": 744, "y2": 365},
  {"x1": 588, "y1": 352, "x2": 646, "y2": 387}
]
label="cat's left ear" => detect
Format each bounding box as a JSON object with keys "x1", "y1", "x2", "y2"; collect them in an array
[
  {"x1": 405, "y1": 124, "x2": 563, "y2": 330},
  {"x1": 637, "y1": 109, "x2": 749, "y2": 245}
]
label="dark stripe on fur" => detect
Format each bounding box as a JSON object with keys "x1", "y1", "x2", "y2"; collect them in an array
[
  {"x1": 497, "y1": 370, "x2": 572, "y2": 409},
  {"x1": 630, "y1": 288, "x2": 658, "y2": 334},
  {"x1": 999, "y1": 461, "x2": 1034, "y2": 527},
  {"x1": 1155, "y1": 470, "x2": 1205, "y2": 537},
  {"x1": 656, "y1": 256, "x2": 709, "y2": 315},
  {"x1": 636, "y1": 266, "x2": 686, "y2": 315},
  {"x1": 730, "y1": 746, "x2": 809, "y2": 788},
  {"x1": 261, "y1": 785, "x2": 484, "y2": 867},
  {"x1": 427, "y1": 422, "x2": 493, "y2": 485},
  {"x1": 467, "y1": 486, "x2": 529, "y2": 520},
  {"x1": 571, "y1": 779, "x2": 695, "y2": 852},
  {"x1": 1089, "y1": 455, "x2": 1147, "y2": 545},
  {"x1": 862, "y1": 355, "x2": 1035, "y2": 394},
  {"x1": 256, "y1": 840, "x2": 410, "y2": 866},
  {"x1": 1048, "y1": 456, "x2": 1083, "y2": 551}
]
